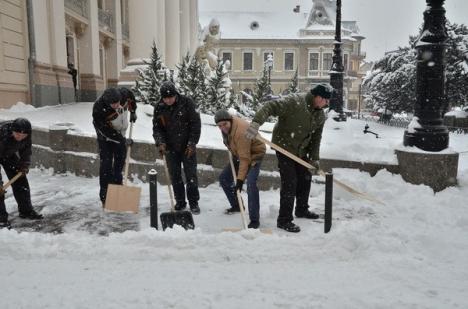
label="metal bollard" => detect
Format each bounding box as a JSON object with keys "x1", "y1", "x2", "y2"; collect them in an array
[
  {"x1": 148, "y1": 169, "x2": 158, "y2": 230},
  {"x1": 324, "y1": 172, "x2": 333, "y2": 233}
]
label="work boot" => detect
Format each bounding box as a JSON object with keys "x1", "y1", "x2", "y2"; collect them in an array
[
  {"x1": 189, "y1": 202, "x2": 200, "y2": 215},
  {"x1": 248, "y1": 220, "x2": 260, "y2": 229},
  {"x1": 224, "y1": 206, "x2": 240, "y2": 214},
  {"x1": 295, "y1": 209, "x2": 319, "y2": 219},
  {"x1": 19, "y1": 209, "x2": 44, "y2": 220},
  {"x1": 174, "y1": 202, "x2": 187, "y2": 211},
  {"x1": 277, "y1": 221, "x2": 301, "y2": 233}
]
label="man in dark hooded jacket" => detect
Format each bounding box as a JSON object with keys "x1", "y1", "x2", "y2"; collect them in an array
[
  {"x1": 92, "y1": 87, "x2": 137, "y2": 205},
  {"x1": 153, "y1": 81, "x2": 201, "y2": 214},
  {"x1": 0, "y1": 118, "x2": 43, "y2": 229}
]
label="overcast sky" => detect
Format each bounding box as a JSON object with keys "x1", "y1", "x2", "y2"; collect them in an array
[{"x1": 199, "y1": 0, "x2": 468, "y2": 61}]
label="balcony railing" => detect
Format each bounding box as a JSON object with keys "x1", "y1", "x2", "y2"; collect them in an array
[
  {"x1": 65, "y1": 0, "x2": 89, "y2": 19},
  {"x1": 122, "y1": 23, "x2": 129, "y2": 40},
  {"x1": 98, "y1": 9, "x2": 114, "y2": 33}
]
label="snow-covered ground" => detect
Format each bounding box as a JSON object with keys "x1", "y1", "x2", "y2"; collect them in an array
[{"x1": 1, "y1": 102, "x2": 468, "y2": 308}]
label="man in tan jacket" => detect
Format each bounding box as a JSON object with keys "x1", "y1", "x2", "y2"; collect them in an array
[{"x1": 214, "y1": 110, "x2": 266, "y2": 229}]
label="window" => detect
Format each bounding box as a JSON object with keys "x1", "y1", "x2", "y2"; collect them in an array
[
  {"x1": 343, "y1": 54, "x2": 349, "y2": 71},
  {"x1": 284, "y1": 52, "x2": 294, "y2": 71},
  {"x1": 308, "y1": 52, "x2": 319, "y2": 76},
  {"x1": 243, "y1": 52, "x2": 253, "y2": 71},
  {"x1": 222, "y1": 52, "x2": 232, "y2": 69},
  {"x1": 322, "y1": 53, "x2": 333, "y2": 73},
  {"x1": 98, "y1": 0, "x2": 104, "y2": 9},
  {"x1": 263, "y1": 52, "x2": 274, "y2": 70}
]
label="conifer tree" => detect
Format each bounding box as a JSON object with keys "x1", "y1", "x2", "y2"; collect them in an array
[
  {"x1": 204, "y1": 60, "x2": 229, "y2": 114},
  {"x1": 133, "y1": 41, "x2": 165, "y2": 105},
  {"x1": 252, "y1": 67, "x2": 271, "y2": 111},
  {"x1": 287, "y1": 69, "x2": 299, "y2": 94}
]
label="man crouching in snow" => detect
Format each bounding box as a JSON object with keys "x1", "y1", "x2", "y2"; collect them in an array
[
  {"x1": 0, "y1": 118, "x2": 43, "y2": 229},
  {"x1": 92, "y1": 87, "x2": 137, "y2": 206},
  {"x1": 214, "y1": 110, "x2": 266, "y2": 229}
]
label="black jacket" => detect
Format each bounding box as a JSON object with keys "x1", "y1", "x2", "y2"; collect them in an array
[
  {"x1": 152, "y1": 94, "x2": 201, "y2": 152},
  {"x1": 92, "y1": 95, "x2": 125, "y2": 143},
  {"x1": 0, "y1": 121, "x2": 32, "y2": 167}
]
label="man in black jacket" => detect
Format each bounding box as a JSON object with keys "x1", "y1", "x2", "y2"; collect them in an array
[
  {"x1": 0, "y1": 118, "x2": 43, "y2": 229},
  {"x1": 153, "y1": 81, "x2": 201, "y2": 214},
  {"x1": 92, "y1": 87, "x2": 137, "y2": 205}
]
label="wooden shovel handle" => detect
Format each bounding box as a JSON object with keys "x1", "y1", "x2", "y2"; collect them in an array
[
  {"x1": 162, "y1": 154, "x2": 176, "y2": 212},
  {"x1": 256, "y1": 134, "x2": 385, "y2": 205},
  {"x1": 2, "y1": 172, "x2": 23, "y2": 191},
  {"x1": 123, "y1": 121, "x2": 134, "y2": 186},
  {"x1": 228, "y1": 152, "x2": 248, "y2": 230}
]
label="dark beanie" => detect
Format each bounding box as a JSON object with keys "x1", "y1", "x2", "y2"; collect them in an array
[
  {"x1": 214, "y1": 110, "x2": 233, "y2": 124},
  {"x1": 101, "y1": 88, "x2": 122, "y2": 104},
  {"x1": 310, "y1": 83, "x2": 334, "y2": 99}
]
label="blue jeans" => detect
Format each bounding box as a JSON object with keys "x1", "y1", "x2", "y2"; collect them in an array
[{"x1": 219, "y1": 158, "x2": 262, "y2": 222}]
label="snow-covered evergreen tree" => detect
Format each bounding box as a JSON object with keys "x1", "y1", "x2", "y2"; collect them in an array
[
  {"x1": 133, "y1": 41, "x2": 166, "y2": 105},
  {"x1": 252, "y1": 67, "x2": 271, "y2": 111},
  {"x1": 176, "y1": 53, "x2": 191, "y2": 96},
  {"x1": 287, "y1": 69, "x2": 299, "y2": 94},
  {"x1": 203, "y1": 60, "x2": 229, "y2": 114},
  {"x1": 363, "y1": 21, "x2": 468, "y2": 114}
]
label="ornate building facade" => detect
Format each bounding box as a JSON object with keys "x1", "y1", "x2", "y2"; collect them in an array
[
  {"x1": 200, "y1": 0, "x2": 366, "y2": 110},
  {"x1": 0, "y1": 0, "x2": 199, "y2": 108}
]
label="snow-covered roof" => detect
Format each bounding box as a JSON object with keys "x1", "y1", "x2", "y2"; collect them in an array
[{"x1": 199, "y1": 10, "x2": 362, "y2": 41}]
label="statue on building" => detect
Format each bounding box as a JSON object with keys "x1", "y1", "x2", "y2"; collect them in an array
[{"x1": 195, "y1": 18, "x2": 221, "y2": 76}]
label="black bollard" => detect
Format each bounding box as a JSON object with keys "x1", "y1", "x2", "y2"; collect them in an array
[
  {"x1": 324, "y1": 172, "x2": 333, "y2": 233},
  {"x1": 148, "y1": 169, "x2": 158, "y2": 230}
]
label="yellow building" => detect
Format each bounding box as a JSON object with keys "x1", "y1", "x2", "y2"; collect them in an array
[{"x1": 200, "y1": 0, "x2": 366, "y2": 110}]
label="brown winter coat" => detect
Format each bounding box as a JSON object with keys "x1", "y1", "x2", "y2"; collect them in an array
[{"x1": 224, "y1": 116, "x2": 266, "y2": 181}]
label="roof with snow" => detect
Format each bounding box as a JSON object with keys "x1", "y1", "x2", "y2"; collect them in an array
[{"x1": 199, "y1": 0, "x2": 363, "y2": 41}]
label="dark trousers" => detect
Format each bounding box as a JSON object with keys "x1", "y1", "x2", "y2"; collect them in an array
[
  {"x1": 98, "y1": 139, "x2": 127, "y2": 202},
  {"x1": 0, "y1": 157, "x2": 33, "y2": 220},
  {"x1": 276, "y1": 152, "x2": 312, "y2": 224},
  {"x1": 165, "y1": 149, "x2": 199, "y2": 205},
  {"x1": 219, "y1": 159, "x2": 262, "y2": 222}
]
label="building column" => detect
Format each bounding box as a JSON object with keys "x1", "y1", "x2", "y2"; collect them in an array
[
  {"x1": 106, "y1": 0, "x2": 123, "y2": 87},
  {"x1": 189, "y1": 0, "x2": 199, "y2": 55},
  {"x1": 165, "y1": 0, "x2": 180, "y2": 68},
  {"x1": 180, "y1": 0, "x2": 191, "y2": 57},
  {"x1": 79, "y1": 0, "x2": 103, "y2": 101}
]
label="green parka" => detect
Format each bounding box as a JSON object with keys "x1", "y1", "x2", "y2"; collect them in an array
[{"x1": 252, "y1": 93, "x2": 326, "y2": 161}]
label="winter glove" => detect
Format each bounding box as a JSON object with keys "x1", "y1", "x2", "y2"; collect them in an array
[
  {"x1": 125, "y1": 138, "x2": 134, "y2": 146},
  {"x1": 309, "y1": 160, "x2": 320, "y2": 174},
  {"x1": 245, "y1": 122, "x2": 260, "y2": 140},
  {"x1": 130, "y1": 112, "x2": 137, "y2": 123},
  {"x1": 0, "y1": 187, "x2": 5, "y2": 196},
  {"x1": 158, "y1": 143, "x2": 167, "y2": 157},
  {"x1": 185, "y1": 144, "x2": 196, "y2": 158},
  {"x1": 235, "y1": 179, "x2": 244, "y2": 192},
  {"x1": 17, "y1": 164, "x2": 29, "y2": 175}
]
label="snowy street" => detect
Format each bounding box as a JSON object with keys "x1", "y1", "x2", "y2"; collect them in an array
[{"x1": 1, "y1": 167, "x2": 468, "y2": 308}]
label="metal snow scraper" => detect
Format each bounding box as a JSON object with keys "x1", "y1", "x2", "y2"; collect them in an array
[
  {"x1": 105, "y1": 122, "x2": 141, "y2": 213},
  {"x1": 222, "y1": 152, "x2": 272, "y2": 234},
  {"x1": 160, "y1": 154, "x2": 195, "y2": 230}
]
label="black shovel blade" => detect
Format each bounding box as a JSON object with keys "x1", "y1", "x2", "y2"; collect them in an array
[{"x1": 160, "y1": 210, "x2": 195, "y2": 230}]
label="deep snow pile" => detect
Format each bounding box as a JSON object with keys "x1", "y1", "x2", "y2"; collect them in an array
[{"x1": 0, "y1": 168, "x2": 467, "y2": 308}]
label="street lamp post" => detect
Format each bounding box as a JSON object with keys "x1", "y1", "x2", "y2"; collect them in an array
[
  {"x1": 329, "y1": 0, "x2": 346, "y2": 121},
  {"x1": 265, "y1": 53, "x2": 274, "y2": 94},
  {"x1": 403, "y1": 0, "x2": 449, "y2": 151}
]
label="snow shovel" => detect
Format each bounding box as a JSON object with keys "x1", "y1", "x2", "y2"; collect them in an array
[
  {"x1": 223, "y1": 152, "x2": 272, "y2": 234},
  {"x1": 105, "y1": 122, "x2": 141, "y2": 213},
  {"x1": 1, "y1": 172, "x2": 23, "y2": 195},
  {"x1": 159, "y1": 154, "x2": 195, "y2": 230},
  {"x1": 255, "y1": 134, "x2": 385, "y2": 206}
]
